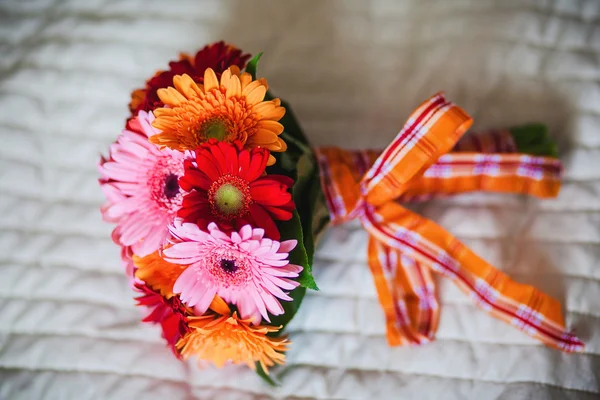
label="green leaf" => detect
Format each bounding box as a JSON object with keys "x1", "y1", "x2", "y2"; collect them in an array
[
  {"x1": 307, "y1": 174, "x2": 330, "y2": 251},
  {"x1": 245, "y1": 52, "x2": 263, "y2": 80},
  {"x1": 279, "y1": 151, "x2": 298, "y2": 173},
  {"x1": 509, "y1": 124, "x2": 559, "y2": 158},
  {"x1": 278, "y1": 211, "x2": 318, "y2": 290},
  {"x1": 279, "y1": 99, "x2": 310, "y2": 146},
  {"x1": 255, "y1": 362, "x2": 279, "y2": 386},
  {"x1": 292, "y1": 153, "x2": 315, "y2": 199}
]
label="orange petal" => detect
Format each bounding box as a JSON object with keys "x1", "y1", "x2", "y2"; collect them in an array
[
  {"x1": 273, "y1": 137, "x2": 288, "y2": 151},
  {"x1": 264, "y1": 140, "x2": 285, "y2": 152},
  {"x1": 134, "y1": 252, "x2": 185, "y2": 298},
  {"x1": 241, "y1": 80, "x2": 263, "y2": 96},
  {"x1": 256, "y1": 120, "x2": 284, "y2": 134},
  {"x1": 253, "y1": 101, "x2": 285, "y2": 120},
  {"x1": 247, "y1": 129, "x2": 279, "y2": 145},
  {"x1": 244, "y1": 84, "x2": 267, "y2": 105},
  {"x1": 229, "y1": 65, "x2": 241, "y2": 76},
  {"x1": 220, "y1": 68, "x2": 232, "y2": 88},
  {"x1": 239, "y1": 72, "x2": 253, "y2": 90},
  {"x1": 209, "y1": 295, "x2": 231, "y2": 315},
  {"x1": 157, "y1": 87, "x2": 187, "y2": 106},
  {"x1": 173, "y1": 74, "x2": 202, "y2": 100},
  {"x1": 256, "y1": 77, "x2": 269, "y2": 91},
  {"x1": 267, "y1": 154, "x2": 276, "y2": 166},
  {"x1": 203, "y1": 68, "x2": 219, "y2": 91},
  {"x1": 226, "y1": 74, "x2": 242, "y2": 99},
  {"x1": 152, "y1": 107, "x2": 173, "y2": 118}
]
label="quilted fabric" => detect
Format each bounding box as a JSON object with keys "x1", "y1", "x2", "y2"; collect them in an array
[{"x1": 0, "y1": 0, "x2": 599, "y2": 398}]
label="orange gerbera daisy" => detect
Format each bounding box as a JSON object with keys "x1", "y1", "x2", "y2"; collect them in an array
[
  {"x1": 150, "y1": 67, "x2": 286, "y2": 165},
  {"x1": 176, "y1": 296, "x2": 288, "y2": 373},
  {"x1": 134, "y1": 250, "x2": 186, "y2": 298}
]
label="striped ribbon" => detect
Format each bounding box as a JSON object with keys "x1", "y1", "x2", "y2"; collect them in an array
[{"x1": 315, "y1": 93, "x2": 583, "y2": 351}]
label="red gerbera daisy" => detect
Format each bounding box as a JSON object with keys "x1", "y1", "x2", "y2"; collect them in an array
[
  {"x1": 178, "y1": 140, "x2": 295, "y2": 240},
  {"x1": 129, "y1": 41, "x2": 251, "y2": 114},
  {"x1": 134, "y1": 282, "x2": 190, "y2": 355}
]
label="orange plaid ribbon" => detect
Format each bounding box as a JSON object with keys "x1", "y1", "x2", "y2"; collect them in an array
[{"x1": 315, "y1": 93, "x2": 583, "y2": 351}]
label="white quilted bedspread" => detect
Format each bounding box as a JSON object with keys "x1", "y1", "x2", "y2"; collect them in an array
[{"x1": 1, "y1": 0, "x2": 599, "y2": 399}]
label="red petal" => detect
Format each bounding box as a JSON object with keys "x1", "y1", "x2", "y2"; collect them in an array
[
  {"x1": 211, "y1": 142, "x2": 230, "y2": 175},
  {"x1": 143, "y1": 304, "x2": 169, "y2": 323},
  {"x1": 178, "y1": 193, "x2": 211, "y2": 223},
  {"x1": 249, "y1": 203, "x2": 280, "y2": 240},
  {"x1": 194, "y1": 217, "x2": 212, "y2": 232},
  {"x1": 250, "y1": 181, "x2": 292, "y2": 206},
  {"x1": 243, "y1": 148, "x2": 269, "y2": 182},
  {"x1": 223, "y1": 141, "x2": 239, "y2": 176},
  {"x1": 179, "y1": 169, "x2": 211, "y2": 191},
  {"x1": 263, "y1": 204, "x2": 294, "y2": 220},
  {"x1": 195, "y1": 148, "x2": 220, "y2": 181},
  {"x1": 238, "y1": 148, "x2": 251, "y2": 178},
  {"x1": 179, "y1": 191, "x2": 210, "y2": 212},
  {"x1": 265, "y1": 174, "x2": 294, "y2": 188},
  {"x1": 160, "y1": 313, "x2": 181, "y2": 345}
]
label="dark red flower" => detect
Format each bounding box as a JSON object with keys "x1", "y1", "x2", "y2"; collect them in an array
[
  {"x1": 129, "y1": 41, "x2": 251, "y2": 114},
  {"x1": 134, "y1": 282, "x2": 190, "y2": 355},
  {"x1": 178, "y1": 140, "x2": 295, "y2": 240}
]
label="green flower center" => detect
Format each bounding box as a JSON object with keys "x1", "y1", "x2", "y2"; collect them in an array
[
  {"x1": 208, "y1": 174, "x2": 251, "y2": 220},
  {"x1": 214, "y1": 184, "x2": 243, "y2": 215},
  {"x1": 200, "y1": 117, "x2": 232, "y2": 142}
]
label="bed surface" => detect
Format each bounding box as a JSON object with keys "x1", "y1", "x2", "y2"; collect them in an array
[{"x1": 1, "y1": 0, "x2": 599, "y2": 398}]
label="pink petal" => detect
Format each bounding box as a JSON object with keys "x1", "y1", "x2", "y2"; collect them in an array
[
  {"x1": 118, "y1": 215, "x2": 152, "y2": 246},
  {"x1": 279, "y1": 240, "x2": 297, "y2": 253},
  {"x1": 163, "y1": 242, "x2": 204, "y2": 263},
  {"x1": 260, "y1": 276, "x2": 294, "y2": 300},
  {"x1": 251, "y1": 228, "x2": 265, "y2": 240},
  {"x1": 239, "y1": 225, "x2": 252, "y2": 241},
  {"x1": 248, "y1": 289, "x2": 270, "y2": 322},
  {"x1": 231, "y1": 232, "x2": 242, "y2": 244},
  {"x1": 260, "y1": 290, "x2": 284, "y2": 316},
  {"x1": 173, "y1": 267, "x2": 198, "y2": 297},
  {"x1": 106, "y1": 196, "x2": 140, "y2": 219}
]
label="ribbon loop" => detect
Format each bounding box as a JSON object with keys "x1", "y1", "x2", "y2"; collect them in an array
[
  {"x1": 361, "y1": 93, "x2": 472, "y2": 207},
  {"x1": 315, "y1": 93, "x2": 583, "y2": 352}
]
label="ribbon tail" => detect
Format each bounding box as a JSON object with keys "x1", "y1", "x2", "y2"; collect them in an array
[
  {"x1": 368, "y1": 236, "x2": 440, "y2": 346},
  {"x1": 398, "y1": 152, "x2": 563, "y2": 202},
  {"x1": 364, "y1": 202, "x2": 583, "y2": 352}
]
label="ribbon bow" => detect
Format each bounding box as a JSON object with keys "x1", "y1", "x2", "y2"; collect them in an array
[{"x1": 315, "y1": 93, "x2": 583, "y2": 351}]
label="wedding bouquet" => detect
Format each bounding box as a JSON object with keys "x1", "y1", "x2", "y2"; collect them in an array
[
  {"x1": 99, "y1": 41, "x2": 582, "y2": 383},
  {"x1": 99, "y1": 42, "x2": 324, "y2": 379}
]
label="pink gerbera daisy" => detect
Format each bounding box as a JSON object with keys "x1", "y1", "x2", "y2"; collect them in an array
[
  {"x1": 98, "y1": 111, "x2": 187, "y2": 256},
  {"x1": 163, "y1": 219, "x2": 302, "y2": 323}
]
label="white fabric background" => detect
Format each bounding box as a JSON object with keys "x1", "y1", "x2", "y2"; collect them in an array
[{"x1": 1, "y1": 0, "x2": 599, "y2": 398}]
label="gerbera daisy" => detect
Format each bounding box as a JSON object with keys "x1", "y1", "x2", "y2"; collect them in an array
[
  {"x1": 129, "y1": 41, "x2": 251, "y2": 114},
  {"x1": 98, "y1": 111, "x2": 187, "y2": 256},
  {"x1": 177, "y1": 296, "x2": 288, "y2": 373},
  {"x1": 164, "y1": 219, "x2": 302, "y2": 323},
  {"x1": 178, "y1": 140, "x2": 294, "y2": 240},
  {"x1": 134, "y1": 282, "x2": 191, "y2": 354},
  {"x1": 150, "y1": 67, "x2": 286, "y2": 165},
  {"x1": 134, "y1": 250, "x2": 186, "y2": 298}
]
